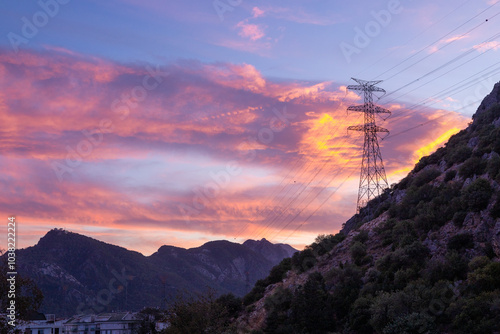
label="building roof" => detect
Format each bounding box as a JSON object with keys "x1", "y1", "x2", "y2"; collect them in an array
[{"x1": 65, "y1": 312, "x2": 143, "y2": 325}]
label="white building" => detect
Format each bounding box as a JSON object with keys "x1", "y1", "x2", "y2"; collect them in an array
[
  {"x1": 64, "y1": 312, "x2": 143, "y2": 334},
  {"x1": 17, "y1": 314, "x2": 66, "y2": 334}
]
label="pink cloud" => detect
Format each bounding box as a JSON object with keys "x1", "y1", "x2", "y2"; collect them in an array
[
  {"x1": 474, "y1": 41, "x2": 500, "y2": 53},
  {"x1": 252, "y1": 7, "x2": 265, "y2": 18},
  {"x1": 236, "y1": 21, "x2": 266, "y2": 41},
  {"x1": 248, "y1": 6, "x2": 338, "y2": 25},
  {"x1": 0, "y1": 49, "x2": 470, "y2": 254},
  {"x1": 428, "y1": 34, "x2": 469, "y2": 54}
]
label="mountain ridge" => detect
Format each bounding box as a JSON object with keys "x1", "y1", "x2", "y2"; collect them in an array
[{"x1": 11, "y1": 229, "x2": 297, "y2": 316}]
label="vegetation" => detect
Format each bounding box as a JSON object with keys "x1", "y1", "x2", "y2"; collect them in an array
[
  {"x1": 164, "y1": 290, "x2": 241, "y2": 334},
  {"x1": 0, "y1": 252, "x2": 44, "y2": 333},
  {"x1": 138, "y1": 100, "x2": 500, "y2": 333},
  {"x1": 249, "y1": 102, "x2": 500, "y2": 333},
  {"x1": 243, "y1": 258, "x2": 292, "y2": 306}
]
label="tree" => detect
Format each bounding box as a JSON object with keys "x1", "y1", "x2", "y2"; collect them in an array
[
  {"x1": 290, "y1": 272, "x2": 335, "y2": 333},
  {"x1": 0, "y1": 251, "x2": 43, "y2": 333},
  {"x1": 462, "y1": 178, "x2": 493, "y2": 212},
  {"x1": 164, "y1": 289, "x2": 240, "y2": 334},
  {"x1": 350, "y1": 242, "x2": 367, "y2": 266}
]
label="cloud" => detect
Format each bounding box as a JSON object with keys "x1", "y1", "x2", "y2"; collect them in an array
[
  {"x1": 236, "y1": 21, "x2": 266, "y2": 41},
  {"x1": 473, "y1": 41, "x2": 500, "y2": 53},
  {"x1": 428, "y1": 34, "x2": 469, "y2": 53},
  {"x1": 252, "y1": 6, "x2": 339, "y2": 25},
  {"x1": 252, "y1": 7, "x2": 265, "y2": 18},
  {"x1": 0, "y1": 49, "x2": 470, "y2": 254}
]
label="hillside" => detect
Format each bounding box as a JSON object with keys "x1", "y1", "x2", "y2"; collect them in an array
[
  {"x1": 11, "y1": 230, "x2": 297, "y2": 316},
  {"x1": 235, "y1": 81, "x2": 500, "y2": 334}
]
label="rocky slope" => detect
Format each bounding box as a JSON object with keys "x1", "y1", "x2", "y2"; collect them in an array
[
  {"x1": 10, "y1": 230, "x2": 296, "y2": 316},
  {"x1": 236, "y1": 81, "x2": 500, "y2": 334}
]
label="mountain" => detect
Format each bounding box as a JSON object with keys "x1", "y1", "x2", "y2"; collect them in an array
[
  {"x1": 235, "y1": 81, "x2": 500, "y2": 333},
  {"x1": 243, "y1": 238, "x2": 297, "y2": 264},
  {"x1": 11, "y1": 230, "x2": 297, "y2": 316}
]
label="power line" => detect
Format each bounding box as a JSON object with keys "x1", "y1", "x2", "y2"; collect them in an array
[
  {"x1": 281, "y1": 167, "x2": 357, "y2": 243},
  {"x1": 272, "y1": 157, "x2": 356, "y2": 242},
  {"x1": 253, "y1": 115, "x2": 363, "y2": 239},
  {"x1": 380, "y1": 29, "x2": 500, "y2": 101},
  {"x1": 373, "y1": 0, "x2": 500, "y2": 80},
  {"x1": 382, "y1": 44, "x2": 500, "y2": 109},
  {"x1": 356, "y1": 0, "x2": 474, "y2": 78},
  {"x1": 233, "y1": 91, "x2": 358, "y2": 240},
  {"x1": 385, "y1": 61, "x2": 500, "y2": 124}
]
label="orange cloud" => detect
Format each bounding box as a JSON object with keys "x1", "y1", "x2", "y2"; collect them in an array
[{"x1": 0, "y1": 49, "x2": 472, "y2": 255}]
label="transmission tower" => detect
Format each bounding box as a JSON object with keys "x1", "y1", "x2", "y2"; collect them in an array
[{"x1": 347, "y1": 78, "x2": 391, "y2": 213}]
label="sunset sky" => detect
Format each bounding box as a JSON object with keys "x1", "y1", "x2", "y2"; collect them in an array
[{"x1": 1, "y1": 0, "x2": 498, "y2": 254}]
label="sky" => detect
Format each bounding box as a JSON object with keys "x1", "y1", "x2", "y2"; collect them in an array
[{"x1": 0, "y1": 0, "x2": 498, "y2": 255}]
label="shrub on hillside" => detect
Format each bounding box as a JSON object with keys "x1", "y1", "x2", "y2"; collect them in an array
[
  {"x1": 350, "y1": 241, "x2": 368, "y2": 266},
  {"x1": 462, "y1": 178, "x2": 493, "y2": 212},
  {"x1": 309, "y1": 233, "x2": 345, "y2": 256},
  {"x1": 493, "y1": 136, "x2": 500, "y2": 156},
  {"x1": 447, "y1": 233, "x2": 474, "y2": 251},
  {"x1": 263, "y1": 286, "x2": 294, "y2": 333},
  {"x1": 446, "y1": 145, "x2": 472, "y2": 167},
  {"x1": 291, "y1": 248, "x2": 316, "y2": 273},
  {"x1": 290, "y1": 272, "x2": 335, "y2": 332},
  {"x1": 411, "y1": 168, "x2": 442, "y2": 188},
  {"x1": 458, "y1": 156, "x2": 486, "y2": 178},
  {"x1": 391, "y1": 220, "x2": 416, "y2": 248},
  {"x1": 327, "y1": 264, "x2": 363, "y2": 321},
  {"x1": 349, "y1": 297, "x2": 373, "y2": 333},
  {"x1": 369, "y1": 285, "x2": 431, "y2": 334},
  {"x1": 445, "y1": 251, "x2": 469, "y2": 281},
  {"x1": 243, "y1": 258, "x2": 293, "y2": 306},
  {"x1": 452, "y1": 211, "x2": 467, "y2": 227},
  {"x1": 468, "y1": 256, "x2": 490, "y2": 271},
  {"x1": 487, "y1": 152, "x2": 500, "y2": 178},
  {"x1": 376, "y1": 241, "x2": 429, "y2": 278},
  {"x1": 353, "y1": 230, "x2": 369, "y2": 244},
  {"x1": 445, "y1": 169, "x2": 457, "y2": 182},
  {"x1": 467, "y1": 262, "x2": 500, "y2": 293},
  {"x1": 413, "y1": 147, "x2": 446, "y2": 173},
  {"x1": 382, "y1": 312, "x2": 437, "y2": 334},
  {"x1": 449, "y1": 291, "x2": 500, "y2": 334},
  {"x1": 267, "y1": 258, "x2": 292, "y2": 285},
  {"x1": 165, "y1": 290, "x2": 240, "y2": 334},
  {"x1": 490, "y1": 198, "x2": 500, "y2": 219},
  {"x1": 397, "y1": 175, "x2": 411, "y2": 190}
]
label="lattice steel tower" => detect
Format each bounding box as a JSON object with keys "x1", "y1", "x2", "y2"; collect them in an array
[{"x1": 347, "y1": 78, "x2": 391, "y2": 213}]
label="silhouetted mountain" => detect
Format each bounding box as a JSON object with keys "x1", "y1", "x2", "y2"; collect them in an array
[
  {"x1": 243, "y1": 238, "x2": 297, "y2": 264},
  {"x1": 13, "y1": 230, "x2": 296, "y2": 316},
  {"x1": 236, "y1": 81, "x2": 500, "y2": 333}
]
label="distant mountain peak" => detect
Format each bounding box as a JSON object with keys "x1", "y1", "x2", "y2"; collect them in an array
[
  {"x1": 243, "y1": 238, "x2": 298, "y2": 264},
  {"x1": 15, "y1": 229, "x2": 297, "y2": 316}
]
